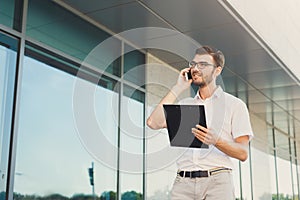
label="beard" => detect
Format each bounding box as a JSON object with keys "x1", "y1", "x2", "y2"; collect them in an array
[{"x1": 192, "y1": 69, "x2": 215, "y2": 88}]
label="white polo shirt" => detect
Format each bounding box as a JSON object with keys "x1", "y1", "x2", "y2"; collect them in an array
[{"x1": 177, "y1": 86, "x2": 253, "y2": 170}]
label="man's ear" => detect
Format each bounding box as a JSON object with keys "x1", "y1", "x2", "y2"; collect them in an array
[{"x1": 215, "y1": 66, "x2": 223, "y2": 76}]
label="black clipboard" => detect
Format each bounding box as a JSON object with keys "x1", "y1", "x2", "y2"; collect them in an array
[{"x1": 163, "y1": 104, "x2": 209, "y2": 148}]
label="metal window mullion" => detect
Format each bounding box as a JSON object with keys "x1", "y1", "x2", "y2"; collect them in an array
[
  {"x1": 295, "y1": 143, "x2": 300, "y2": 200},
  {"x1": 0, "y1": 24, "x2": 22, "y2": 38},
  {"x1": 245, "y1": 86, "x2": 254, "y2": 200},
  {"x1": 117, "y1": 81, "x2": 122, "y2": 200},
  {"x1": 287, "y1": 115, "x2": 295, "y2": 199},
  {"x1": 6, "y1": 0, "x2": 28, "y2": 199},
  {"x1": 292, "y1": 115, "x2": 300, "y2": 200},
  {"x1": 248, "y1": 142, "x2": 254, "y2": 200},
  {"x1": 12, "y1": 0, "x2": 24, "y2": 32},
  {"x1": 142, "y1": 53, "x2": 149, "y2": 200},
  {"x1": 271, "y1": 102, "x2": 279, "y2": 200},
  {"x1": 234, "y1": 80, "x2": 243, "y2": 200},
  {"x1": 142, "y1": 96, "x2": 146, "y2": 200},
  {"x1": 238, "y1": 161, "x2": 243, "y2": 200},
  {"x1": 116, "y1": 41, "x2": 125, "y2": 200},
  {"x1": 289, "y1": 141, "x2": 295, "y2": 199}
]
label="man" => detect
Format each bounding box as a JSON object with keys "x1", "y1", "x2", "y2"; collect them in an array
[{"x1": 147, "y1": 46, "x2": 253, "y2": 199}]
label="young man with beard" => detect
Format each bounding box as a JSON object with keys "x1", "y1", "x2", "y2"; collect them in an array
[{"x1": 147, "y1": 46, "x2": 253, "y2": 199}]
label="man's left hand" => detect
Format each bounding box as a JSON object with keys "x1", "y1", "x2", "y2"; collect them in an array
[{"x1": 192, "y1": 125, "x2": 219, "y2": 145}]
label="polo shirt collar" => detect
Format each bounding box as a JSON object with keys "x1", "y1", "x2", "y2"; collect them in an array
[{"x1": 195, "y1": 86, "x2": 223, "y2": 101}]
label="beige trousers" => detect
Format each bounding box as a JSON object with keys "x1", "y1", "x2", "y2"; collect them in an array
[{"x1": 170, "y1": 171, "x2": 235, "y2": 200}]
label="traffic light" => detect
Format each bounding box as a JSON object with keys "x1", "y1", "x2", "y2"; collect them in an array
[{"x1": 88, "y1": 167, "x2": 94, "y2": 186}]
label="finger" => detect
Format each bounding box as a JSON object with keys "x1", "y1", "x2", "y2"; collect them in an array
[
  {"x1": 194, "y1": 133, "x2": 205, "y2": 143},
  {"x1": 193, "y1": 128, "x2": 212, "y2": 144},
  {"x1": 180, "y1": 68, "x2": 191, "y2": 76},
  {"x1": 192, "y1": 128, "x2": 206, "y2": 135},
  {"x1": 196, "y1": 125, "x2": 208, "y2": 132},
  {"x1": 181, "y1": 67, "x2": 190, "y2": 73},
  {"x1": 192, "y1": 129, "x2": 207, "y2": 141}
]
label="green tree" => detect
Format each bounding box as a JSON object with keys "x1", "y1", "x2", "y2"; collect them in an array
[
  {"x1": 100, "y1": 191, "x2": 116, "y2": 200},
  {"x1": 43, "y1": 193, "x2": 69, "y2": 200},
  {"x1": 271, "y1": 193, "x2": 292, "y2": 200},
  {"x1": 71, "y1": 193, "x2": 99, "y2": 200},
  {"x1": 121, "y1": 191, "x2": 142, "y2": 200},
  {"x1": 0, "y1": 192, "x2": 5, "y2": 200},
  {"x1": 13, "y1": 193, "x2": 42, "y2": 200}
]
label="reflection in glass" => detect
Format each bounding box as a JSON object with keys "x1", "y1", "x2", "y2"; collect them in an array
[
  {"x1": 124, "y1": 46, "x2": 145, "y2": 88},
  {"x1": 292, "y1": 162, "x2": 299, "y2": 199},
  {"x1": 14, "y1": 56, "x2": 118, "y2": 198},
  {"x1": 0, "y1": 33, "x2": 18, "y2": 199},
  {"x1": 275, "y1": 131, "x2": 290, "y2": 161},
  {"x1": 277, "y1": 156, "x2": 293, "y2": 198},
  {"x1": 120, "y1": 85, "x2": 144, "y2": 197},
  {"x1": 0, "y1": 0, "x2": 15, "y2": 28},
  {"x1": 251, "y1": 147, "x2": 274, "y2": 199},
  {"x1": 26, "y1": 0, "x2": 121, "y2": 76},
  {"x1": 240, "y1": 157, "x2": 252, "y2": 199},
  {"x1": 231, "y1": 159, "x2": 241, "y2": 199}
]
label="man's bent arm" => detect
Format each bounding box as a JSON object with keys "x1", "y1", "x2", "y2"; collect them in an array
[
  {"x1": 146, "y1": 85, "x2": 184, "y2": 129},
  {"x1": 147, "y1": 68, "x2": 192, "y2": 130},
  {"x1": 215, "y1": 135, "x2": 250, "y2": 162}
]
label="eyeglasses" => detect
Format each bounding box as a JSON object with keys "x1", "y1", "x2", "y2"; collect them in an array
[{"x1": 189, "y1": 61, "x2": 216, "y2": 70}]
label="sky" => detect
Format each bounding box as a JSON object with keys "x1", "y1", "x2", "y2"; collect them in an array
[{"x1": 14, "y1": 56, "x2": 144, "y2": 197}]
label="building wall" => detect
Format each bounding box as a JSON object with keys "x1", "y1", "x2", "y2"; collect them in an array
[{"x1": 227, "y1": 0, "x2": 300, "y2": 81}]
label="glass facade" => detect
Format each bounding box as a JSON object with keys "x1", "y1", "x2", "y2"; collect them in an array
[
  {"x1": 0, "y1": 0, "x2": 15, "y2": 28},
  {"x1": 0, "y1": 1, "x2": 300, "y2": 200},
  {"x1": 120, "y1": 85, "x2": 145, "y2": 198},
  {"x1": 0, "y1": 32, "x2": 18, "y2": 200}
]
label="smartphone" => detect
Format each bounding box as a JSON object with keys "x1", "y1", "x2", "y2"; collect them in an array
[{"x1": 185, "y1": 69, "x2": 192, "y2": 81}]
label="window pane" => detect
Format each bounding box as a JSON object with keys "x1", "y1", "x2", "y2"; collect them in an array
[
  {"x1": 0, "y1": 32, "x2": 18, "y2": 199},
  {"x1": 240, "y1": 156, "x2": 252, "y2": 199},
  {"x1": 252, "y1": 147, "x2": 274, "y2": 199},
  {"x1": 14, "y1": 55, "x2": 118, "y2": 198},
  {"x1": 277, "y1": 156, "x2": 293, "y2": 198},
  {"x1": 276, "y1": 131, "x2": 293, "y2": 198},
  {"x1": 26, "y1": 0, "x2": 121, "y2": 76},
  {"x1": 276, "y1": 131, "x2": 290, "y2": 161},
  {"x1": 292, "y1": 162, "x2": 298, "y2": 199},
  {"x1": 124, "y1": 46, "x2": 145, "y2": 88},
  {"x1": 120, "y1": 85, "x2": 145, "y2": 198},
  {"x1": 0, "y1": 0, "x2": 15, "y2": 28},
  {"x1": 123, "y1": 85, "x2": 145, "y2": 103},
  {"x1": 231, "y1": 159, "x2": 241, "y2": 199}
]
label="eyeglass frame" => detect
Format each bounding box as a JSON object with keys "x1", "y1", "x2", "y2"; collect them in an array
[{"x1": 188, "y1": 61, "x2": 217, "y2": 70}]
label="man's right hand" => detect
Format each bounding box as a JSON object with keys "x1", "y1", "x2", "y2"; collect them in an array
[
  {"x1": 147, "y1": 68, "x2": 192, "y2": 130},
  {"x1": 173, "y1": 68, "x2": 193, "y2": 94}
]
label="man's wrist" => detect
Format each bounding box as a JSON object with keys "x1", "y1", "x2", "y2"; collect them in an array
[
  {"x1": 171, "y1": 85, "x2": 185, "y2": 97},
  {"x1": 214, "y1": 138, "x2": 225, "y2": 148}
]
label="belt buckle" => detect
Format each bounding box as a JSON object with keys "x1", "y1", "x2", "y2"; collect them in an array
[{"x1": 204, "y1": 170, "x2": 209, "y2": 177}]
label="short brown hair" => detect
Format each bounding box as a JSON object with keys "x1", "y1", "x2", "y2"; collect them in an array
[{"x1": 195, "y1": 46, "x2": 225, "y2": 68}]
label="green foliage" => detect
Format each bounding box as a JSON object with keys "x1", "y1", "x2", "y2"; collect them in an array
[
  {"x1": 13, "y1": 192, "x2": 99, "y2": 200},
  {"x1": 0, "y1": 192, "x2": 5, "y2": 200},
  {"x1": 11, "y1": 190, "x2": 141, "y2": 200},
  {"x1": 121, "y1": 191, "x2": 142, "y2": 200},
  {"x1": 71, "y1": 193, "x2": 98, "y2": 200},
  {"x1": 100, "y1": 191, "x2": 116, "y2": 200},
  {"x1": 271, "y1": 193, "x2": 293, "y2": 200}
]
